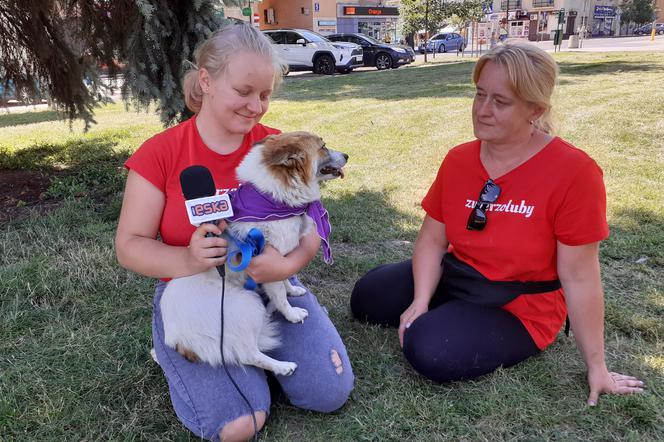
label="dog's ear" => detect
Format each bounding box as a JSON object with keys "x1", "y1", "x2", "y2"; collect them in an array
[
  {"x1": 263, "y1": 135, "x2": 313, "y2": 183},
  {"x1": 263, "y1": 135, "x2": 310, "y2": 168},
  {"x1": 265, "y1": 144, "x2": 307, "y2": 167}
]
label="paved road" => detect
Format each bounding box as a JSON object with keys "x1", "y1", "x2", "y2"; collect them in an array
[
  {"x1": 529, "y1": 35, "x2": 664, "y2": 52},
  {"x1": 285, "y1": 35, "x2": 663, "y2": 80},
  {"x1": 417, "y1": 35, "x2": 664, "y2": 61}
]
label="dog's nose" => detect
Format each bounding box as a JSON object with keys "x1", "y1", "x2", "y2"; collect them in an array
[{"x1": 342, "y1": 153, "x2": 349, "y2": 160}]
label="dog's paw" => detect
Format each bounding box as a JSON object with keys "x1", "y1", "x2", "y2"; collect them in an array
[
  {"x1": 284, "y1": 307, "x2": 309, "y2": 323},
  {"x1": 288, "y1": 285, "x2": 307, "y2": 297},
  {"x1": 150, "y1": 348, "x2": 159, "y2": 365},
  {"x1": 272, "y1": 361, "x2": 297, "y2": 376}
]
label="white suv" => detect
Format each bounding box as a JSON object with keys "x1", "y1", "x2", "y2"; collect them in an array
[{"x1": 263, "y1": 29, "x2": 363, "y2": 75}]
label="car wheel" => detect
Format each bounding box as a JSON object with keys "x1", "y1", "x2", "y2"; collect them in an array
[
  {"x1": 375, "y1": 53, "x2": 392, "y2": 70},
  {"x1": 314, "y1": 55, "x2": 335, "y2": 75}
]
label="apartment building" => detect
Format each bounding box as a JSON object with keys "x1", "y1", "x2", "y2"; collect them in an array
[
  {"x1": 254, "y1": 0, "x2": 403, "y2": 41},
  {"x1": 486, "y1": 0, "x2": 629, "y2": 40},
  {"x1": 227, "y1": 0, "x2": 657, "y2": 42}
]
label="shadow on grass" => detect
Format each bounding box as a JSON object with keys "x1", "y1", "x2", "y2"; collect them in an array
[
  {"x1": 602, "y1": 207, "x2": 664, "y2": 342},
  {"x1": 279, "y1": 61, "x2": 477, "y2": 102},
  {"x1": 0, "y1": 109, "x2": 64, "y2": 128},
  {"x1": 0, "y1": 134, "x2": 131, "y2": 199},
  {"x1": 300, "y1": 188, "x2": 420, "y2": 317},
  {"x1": 604, "y1": 207, "x2": 664, "y2": 264},
  {"x1": 279, "y1": 57, "x2": 663, "y2": 103},
  {"x1": 558, "y1": 60, "x2": 662, "y2": 76},
  {"x1": 322, "y1": 188, "x2": 420, "y2": 245}
]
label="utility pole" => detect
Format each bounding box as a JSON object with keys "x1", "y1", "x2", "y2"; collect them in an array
[
  {"x1": 506, "y1": 0, "x2": 510, "y2": 39},
  {"x1": 424, "y1": 0, "x2": 430, "y2": 62}
]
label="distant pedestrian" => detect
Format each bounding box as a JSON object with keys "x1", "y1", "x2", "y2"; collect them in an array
[{"x1": 499, "y1": 26, "x2": 508, "y2": 41}]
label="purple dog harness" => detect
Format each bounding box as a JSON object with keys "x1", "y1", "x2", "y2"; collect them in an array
[{"x1": 227, "y1": 183, "x2": 334, "y2": 264}]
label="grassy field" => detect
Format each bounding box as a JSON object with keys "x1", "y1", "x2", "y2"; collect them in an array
[{"x1": 1, "y1": 51, "x2": 662, "y2": 441}]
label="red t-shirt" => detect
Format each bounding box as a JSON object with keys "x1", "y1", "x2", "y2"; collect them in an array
[
  {"x1": 421, "y1": 137, "x2": 609, "y2": 349},
  {"x1": 125, "y1": 116, "x2": 280, "y2": 246}
]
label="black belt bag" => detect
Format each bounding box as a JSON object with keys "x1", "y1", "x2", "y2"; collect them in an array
[{"x1": 441, "y1": 253, "x2": 562, "y2": 308}]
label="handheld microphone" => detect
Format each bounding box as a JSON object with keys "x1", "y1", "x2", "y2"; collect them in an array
[
  {"x1": 180, "y1": 165, "x2": 234, "y2": 226},
  {"x1": 180, "y1": 165, "x2": 234, "y2": 277}
]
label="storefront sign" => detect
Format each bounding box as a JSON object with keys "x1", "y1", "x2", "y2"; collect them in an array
[
  {"x1": 593, "y1": 5, "x2": 615, "y2": 18},
  {"x1": 343, "y1": 6, "x2": 399, "y2": 16},
  {"x1": 318, "y1": 20, "x2": 337, "y2": 26}
]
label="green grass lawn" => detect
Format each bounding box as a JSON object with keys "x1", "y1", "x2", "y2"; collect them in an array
[{"x1": 1, "y1": 51, "x2": 663, "y2": 441}]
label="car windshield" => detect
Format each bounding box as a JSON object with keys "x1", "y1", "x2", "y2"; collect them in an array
[
  {"x1": 358, "y1": 34, "x2": 382, "y2": 45},
  {"x1": 299, "y1": 30, "x2": 328, "y2": 43},
  {"x1": 430, "y1": 34, "x2": 447, "y2": 41}
]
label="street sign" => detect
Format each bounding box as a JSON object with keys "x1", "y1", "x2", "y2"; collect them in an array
[
  {"x1": 314, "y1": 2, "x2": 320, "y2": 12},
  {"x1": 593, "y1": 5, "x2": 616, "y2": 18},
  {"x1": 241, "y1": 7, "x2": 251, "y2": 16}
]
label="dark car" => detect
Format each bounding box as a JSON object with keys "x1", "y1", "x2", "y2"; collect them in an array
[
  {"x1": 634, "y1": 23, "x2": 664, "y2": 35},
  {"x1": 327, "y1": 33, "x2": 415, "y2": 70}
]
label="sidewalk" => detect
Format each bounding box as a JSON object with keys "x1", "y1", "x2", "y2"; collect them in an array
[
  {"x1": 533, "y1": 35, "x2": 664, "y2": 52},
  {"x1": 415, "y1": 35, "x2": 664, "y2": 62}
]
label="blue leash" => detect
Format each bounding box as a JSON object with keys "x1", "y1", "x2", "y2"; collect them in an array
[{"x1": 223, "y1": 228, "x2": 265, "y2": 290}]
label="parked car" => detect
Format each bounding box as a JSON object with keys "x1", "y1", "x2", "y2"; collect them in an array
[
  {"x1": 418, "y1": 32, "x2": 466, "y2": 53},
  {"x1": 262, "y1": 29, "x2": 363, "y2": 75},
  {"x1": 327, "y1": 33, "x2": 415, "y2": 70},
  {"x1": 634, "y1": 23, "x2": 664, "y2": 35}
]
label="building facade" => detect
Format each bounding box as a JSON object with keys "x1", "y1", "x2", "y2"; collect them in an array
[
  {"x1": 484, "y1": 0, "x2": 631, "y2": 41},
  {"x1": 254, "y1": 0, "x2": 403, "y2": 41},
  {"x1": 229, "y1": 0, "x2": 658, "y2": 42}
]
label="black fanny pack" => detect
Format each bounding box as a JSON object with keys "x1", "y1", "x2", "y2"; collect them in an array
[{"x1": 440, "y1": 253, "x2": 561, "y2": 308}]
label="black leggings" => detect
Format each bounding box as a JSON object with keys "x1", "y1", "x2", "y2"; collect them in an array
[{"x1": 351, "y1": 260, "x2": 541, "y2": 383}]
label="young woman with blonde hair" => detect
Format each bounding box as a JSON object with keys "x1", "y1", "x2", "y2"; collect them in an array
[{"x1": 116, "y1": 24, "x2": 353, "y2": 441}]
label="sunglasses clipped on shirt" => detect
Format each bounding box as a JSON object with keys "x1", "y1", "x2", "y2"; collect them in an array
[{"x1": 466, "y1": 179, "x2": 501, "y2": 231}]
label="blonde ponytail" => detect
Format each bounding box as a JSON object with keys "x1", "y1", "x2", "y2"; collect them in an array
[{"x1": 183, "y1": 68, "x2": 204, "y2": 114}]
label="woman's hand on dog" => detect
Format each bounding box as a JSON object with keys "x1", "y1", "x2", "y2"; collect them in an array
[
  {"x1": 399, "y1": 299, "x2": 429, "y2": 347},
  {"x1": 186, "y1": 222, "x2": 229, "y2": 273},
  {"x1": 246, "y1": 245, "x2": 293, "y2": 283}
]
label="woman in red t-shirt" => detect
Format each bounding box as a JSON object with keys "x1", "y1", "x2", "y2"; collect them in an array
[
  {"x1": 351, "y1": 41, "x2": 643, "y2": 405},
  {"x1": 115, "y1": 25, "x2": 353, "y2": 441}
]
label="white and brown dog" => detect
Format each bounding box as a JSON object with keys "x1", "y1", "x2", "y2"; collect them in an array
[{"x1": 159, "y1": 132, "x2": 347, "y2": 376}]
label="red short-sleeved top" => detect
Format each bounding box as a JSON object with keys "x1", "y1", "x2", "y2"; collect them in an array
[
  {"x1": 125, "y1": 116, "x2": 280, "y2": 246},
  {"x1": 421, "y1": 137, "x2": 609, "y2": 349}
]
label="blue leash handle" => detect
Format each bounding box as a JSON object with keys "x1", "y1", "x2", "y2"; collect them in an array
[{"x1": 222, "y1": 228, "x2": 265, "y2": 290}]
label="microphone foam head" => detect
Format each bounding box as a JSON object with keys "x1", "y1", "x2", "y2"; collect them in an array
[{"x1": 180, "y1": 165, "x2": 216, "y2": 200}]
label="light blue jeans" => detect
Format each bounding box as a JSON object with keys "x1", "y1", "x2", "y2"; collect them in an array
[{"x1": 152, "y1": 278, "x2": 354, "y2": 441}]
